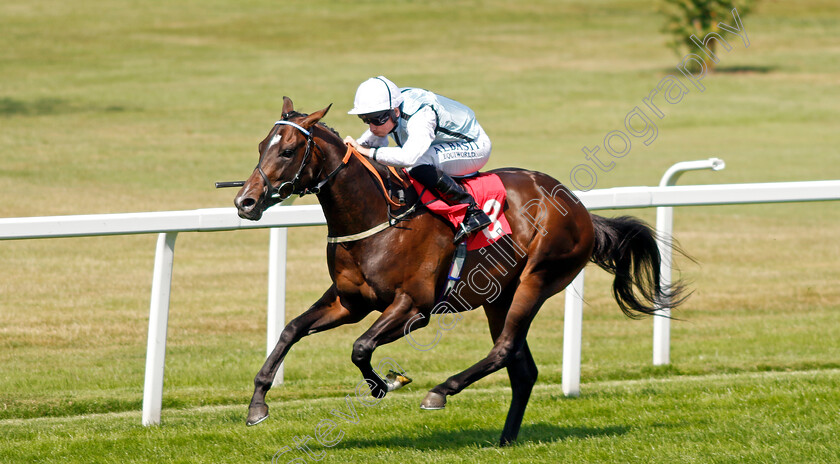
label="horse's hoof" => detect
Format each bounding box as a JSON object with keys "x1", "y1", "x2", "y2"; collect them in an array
[
  {"x1": 385, "y1": 370, "x2": 413, "y2": 392},
  {"x1": 420, "y1": 391, "x2": 446, "y2": 410},
  {"x1": 246, "y1": 404, "x2": 269, "y2": 426}
]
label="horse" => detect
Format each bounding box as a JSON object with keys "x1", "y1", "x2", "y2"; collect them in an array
[{"x1": 231, "y1": 97, "x2": 686, "y2": 446}]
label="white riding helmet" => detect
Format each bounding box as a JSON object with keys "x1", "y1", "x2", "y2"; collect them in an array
[{"x1": 347, "y1": 76, "x2": 403, "y2": 115}]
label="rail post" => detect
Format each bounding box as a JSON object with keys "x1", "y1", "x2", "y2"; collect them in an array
[
  {"x1": 267, "y1": 227, "x2": 288, "y2": 386},
  {"x1": 562, "y1": 270, "x2": 585, "y2": 397},
  {"x1": 142, "y1": 232, "x2": 178, "y2": 426},
  {"x1": 653, "y1": 158, "x2": 725, "y2": 365},
  {"x1": 266, "y1": 198, "x2": 294, "y2": 386}
]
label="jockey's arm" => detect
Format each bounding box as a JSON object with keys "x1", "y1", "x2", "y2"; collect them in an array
[{"x1": 373, "y1": 106, "x2": 436, "y2": 168}]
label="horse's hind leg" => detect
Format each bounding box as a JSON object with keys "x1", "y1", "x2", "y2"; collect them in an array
[
  {"x1": 484, "y1": 297, "x2": 539, "y2": 446},
  {"x1": 422, "y1": 278, "x2": 547, "y2": 403},
  {"x1": 422, "y1": 271, "x2": 579, "y2": 443},
  {"x1": 248, "y1": 285, "x2": 369, "y2": 426},
  {"x1": 500, "y1": 342, "x2": 538, "y2": 445}
]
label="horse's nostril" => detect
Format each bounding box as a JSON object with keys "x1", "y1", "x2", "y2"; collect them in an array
[{"x1": 238, "y1": 197, "x2": 257, "y2": 210}]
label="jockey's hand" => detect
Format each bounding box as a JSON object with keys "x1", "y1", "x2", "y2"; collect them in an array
[{"x1": 343, "y1": 136, "x2": 372, "y2": 157}]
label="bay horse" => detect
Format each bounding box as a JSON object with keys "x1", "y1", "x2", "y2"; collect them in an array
[{"x1": 231, "y1": 98, "x2": 686, "y2": 446}]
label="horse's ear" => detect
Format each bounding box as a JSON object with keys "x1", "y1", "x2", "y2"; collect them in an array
[
  {"x1": 300, "y1": 104, "x2": 332, "y2": 129},
  {"x1": 282, "y1": 96, "x2": 294, "y2": 116}
]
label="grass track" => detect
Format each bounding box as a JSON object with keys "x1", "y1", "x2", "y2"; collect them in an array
[
  {"x1": 3, "y1": 369, "x2": 839, "y2": 463},
  {"x1": 1, "y1": 0, "x2": 839, "y2": 462}
]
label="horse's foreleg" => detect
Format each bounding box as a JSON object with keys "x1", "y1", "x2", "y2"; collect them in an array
[
  {"x1": 350, "y1": 293, "x2": 421, "y2": 400},
  {"x1": 248, "y1": 286, "x2": 369, "y2": 426}
]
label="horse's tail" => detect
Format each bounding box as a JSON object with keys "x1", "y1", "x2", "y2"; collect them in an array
[{"x1": 589, "y1": 214, "x2": 689, "y2": 319}]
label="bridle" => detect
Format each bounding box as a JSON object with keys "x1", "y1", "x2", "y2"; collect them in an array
[
  {"x1": 218, "y1": 115, "x2": 419, "y2": 243},
  {"x1": 250, "y1": 118, "x2": 408, "y2": 209},
  {"x1": 217, "y1": 115, "x2": 414, "y2": 237},
  {"x1": 254, "y1": 119, "x2": 318, "y2": 202}
]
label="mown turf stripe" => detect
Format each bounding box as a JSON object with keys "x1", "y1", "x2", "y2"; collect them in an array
[{"x1": 3, "y1": 367, "x2": 837, "y2": 426}]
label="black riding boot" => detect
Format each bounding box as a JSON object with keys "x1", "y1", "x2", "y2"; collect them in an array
[{"x1": 409, "y1": 165, "x2": 492, "y2": 243}]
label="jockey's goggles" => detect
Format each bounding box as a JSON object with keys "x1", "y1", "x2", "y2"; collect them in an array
[{"x1": 359, "y1": 110, "x2": 392, "y2": 126}]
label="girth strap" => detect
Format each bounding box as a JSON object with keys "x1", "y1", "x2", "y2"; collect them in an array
[{"x1": 326, "y1": 204, "x2": 417, "y2": 244}]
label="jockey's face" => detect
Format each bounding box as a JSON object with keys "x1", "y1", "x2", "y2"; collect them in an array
[{"x1": 365, "y1": 108, "x2": 399, "y2": 137}]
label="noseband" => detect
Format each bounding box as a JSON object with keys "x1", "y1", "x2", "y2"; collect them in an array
[{"x1": 254, "y1": 119, "x2": 316, "y2": 202}]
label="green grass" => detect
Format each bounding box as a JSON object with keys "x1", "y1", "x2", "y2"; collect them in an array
[
  {"x1": 1, "y1": 0, "x2": 839, "y2": 462},
  {"x1": 3, "y1": 370, "x2": 839, "y2": 463}
]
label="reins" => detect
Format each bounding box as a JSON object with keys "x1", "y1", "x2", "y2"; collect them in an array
[
  {"x1": 217, "y1": 119, "x2": 417, "y2": 244},
  {"x1": 219, "y1": 121, "x2": 408, "y2": 207},
  {"x1": 323, "y1": 143, "x2": 417, "y2": 244},
  {"x1": 341, "y1": 143, "x2": 408, "y2": 208}
]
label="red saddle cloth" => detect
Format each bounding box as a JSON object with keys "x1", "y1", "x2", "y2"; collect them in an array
[{"x1": 409, "y1": 172, "x2": 512, "y2": 250}]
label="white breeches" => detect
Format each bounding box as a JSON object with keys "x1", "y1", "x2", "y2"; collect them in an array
[{"x1": 418, "y1": 127, "x2": 491, "y2": 177}]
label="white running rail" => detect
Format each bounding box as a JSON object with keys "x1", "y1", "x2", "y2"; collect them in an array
[{"x1": 2, "y1": 166, "x2": 839, "y2": 421}]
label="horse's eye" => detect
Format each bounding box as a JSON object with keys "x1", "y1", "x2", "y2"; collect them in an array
[{"x1": 281, "y1": 149, "x2": 295, "y2": 158}]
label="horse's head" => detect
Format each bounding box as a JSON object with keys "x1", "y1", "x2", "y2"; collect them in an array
[{"x1": 235, "y1": 97, "x2": 331, "y2": 220}]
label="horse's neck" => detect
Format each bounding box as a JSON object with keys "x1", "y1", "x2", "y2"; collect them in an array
[{"x1": 314, "y1": 133, "x2": 399, "y2": 238}]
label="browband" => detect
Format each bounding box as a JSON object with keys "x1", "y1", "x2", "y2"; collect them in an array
[{"x1": 273, "y1": 120, "x2": 310, "y2": 136}]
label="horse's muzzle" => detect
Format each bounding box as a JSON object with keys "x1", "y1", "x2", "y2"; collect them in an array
[{"x1": 235, "y1": 194, "x2": 264, "y2": 221}]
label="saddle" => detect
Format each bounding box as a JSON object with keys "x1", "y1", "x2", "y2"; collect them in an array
[
  {"x1": 343, "y1": 143, "x2": 511, "y2": 250},
  {"x1": 408, "y1": 173, "x2": 512, "y2": 251}
]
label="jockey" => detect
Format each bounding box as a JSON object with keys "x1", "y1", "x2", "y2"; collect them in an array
[{"x1": 344, "y1": 76, "x2": 493, "y2": 243}]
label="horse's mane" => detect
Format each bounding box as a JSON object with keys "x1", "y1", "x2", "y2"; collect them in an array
[{"x1": 284, "y1": 110, "x2": 341, "y2": 139}]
